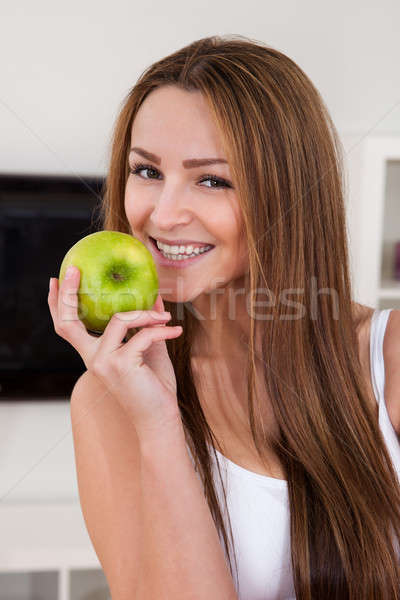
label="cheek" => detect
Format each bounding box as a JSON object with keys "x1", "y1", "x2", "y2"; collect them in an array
[
  {"x1": 233, "y1": 229, "x2": 249, "y2": 269},
  {"x1": 123, "y1": 186, "x2": 131, "y2": 219},
  {"x1": 124, "y1": 199, "x2": 134, "y2": 224},
  {"x1": 235, "y1": 241, "x2": 249, "y2": 272},
  {"x1": 124, "y1": 188, "x2": 146, "y2": 229}
]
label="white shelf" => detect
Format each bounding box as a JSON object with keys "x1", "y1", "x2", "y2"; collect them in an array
[
  {"x1": 379, "y1": 278, "x2": 400, "y2": 299},
  {"x1": 355, "y1": 136, "x2": 400, "y2": 308}
]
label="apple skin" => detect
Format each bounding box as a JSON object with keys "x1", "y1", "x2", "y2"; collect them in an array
[{"x1": 58, "y1": 230, "x2": 159, "y2": 333}]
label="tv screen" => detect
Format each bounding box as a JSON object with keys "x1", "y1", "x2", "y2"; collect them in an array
[{"x1": 0, "y1": 173, "x2": 104, "y2": 400}]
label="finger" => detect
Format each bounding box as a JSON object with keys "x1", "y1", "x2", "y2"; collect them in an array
[
  {"x1": 150, "y1": 294, "x2": 174, "y2": 329},
  {"x1": 148, "y1": 295, "x2": 168, "y2": 328},
  {"x1": 48, "y1": 275, "x2": 98, "y2": 371},
  {"x1": 122, "y1": 324, "x2": 183, "y2": 367},
  {"x1": 96, "y1": 310, "x2": 172, "y2": 356},
  {"x1": 152, "y1": 293, "x2": 165, "y2": 314},
  {"x1": 159, "y1": 294, "x2": 167, "y2": 313},
  {"x1": 48, "y1": 278, "x2": 59, "y2": 324},
  {"x1": 56, "y1": 266, "x2": 91, "y2": 348}
]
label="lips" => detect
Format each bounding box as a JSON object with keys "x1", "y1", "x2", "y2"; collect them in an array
[
  {"x1": 148, "y1": 236, "x2": 215, "y2": 268},
  {"x1": 150, "y1": 236, "x2": 214, "y2": 250}
]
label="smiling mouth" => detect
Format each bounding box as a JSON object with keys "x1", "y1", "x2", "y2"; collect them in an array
[{"x1": 149, "y1": 236, "x2": 215, "y2": 264}]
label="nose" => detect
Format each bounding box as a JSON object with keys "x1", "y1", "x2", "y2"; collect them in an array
[{"x1": 149, "y1": 184, "x2": 191, "y2": 230}]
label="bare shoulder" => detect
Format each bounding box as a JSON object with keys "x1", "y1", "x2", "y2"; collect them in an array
[
  {"x1": 71, "y1": 369, "x2": 105, "y2": 401},
  {"x1": 70, "y1": 370, "x2": 139, "y2": 441},
  {"x1": 383, "y1": 309, "x2": 400, "y2": 357},
  {"x1": 70, "y1": 370, "x2": 110, "y2": 425},
  {"x1": 383, "y1": 309, "x2": 400, "y2": 434}
]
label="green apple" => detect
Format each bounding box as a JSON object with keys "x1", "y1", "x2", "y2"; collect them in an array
[{"x1": 58, "y1": 230, "x2": 159, "y2": 333}]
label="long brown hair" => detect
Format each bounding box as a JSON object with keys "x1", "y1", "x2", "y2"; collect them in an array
[{"x1": 97, "y1": 34, "x2": 400, "y2": 598}]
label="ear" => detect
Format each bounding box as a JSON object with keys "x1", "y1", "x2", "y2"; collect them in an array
[{"x1": 382, "y1": 310, "x2": 400, "y2": 435}]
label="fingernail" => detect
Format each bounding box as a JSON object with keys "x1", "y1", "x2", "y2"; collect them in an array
[
  {"x1": 49, "y1": 277, "x2": 53, "y2": 291},
  {"x1": 65, "y1": 266, "x2": 76, "y2": 279}
]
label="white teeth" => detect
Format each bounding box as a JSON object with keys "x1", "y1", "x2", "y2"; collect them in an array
[
  {"x1": 155, "y1": 239, "x2": 213, "y2": 257},
  {"x1": 156, "y1": 240, "x2": 214, "y2": 261}
]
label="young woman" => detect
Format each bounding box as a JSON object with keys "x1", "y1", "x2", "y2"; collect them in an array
[{"x1": 48, "y1": 35, "x2": 400, "y2": 599}]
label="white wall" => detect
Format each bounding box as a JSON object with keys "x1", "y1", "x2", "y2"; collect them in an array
[
  {"x1": 0, "y1": 0, "x2": 399, "y2": 504},
  {"x1": 0, "y1": 401, "x2": 77, "y2": 503},
  {"x1": 1, "y1": 0, "x2": 399, "y2": 178}
]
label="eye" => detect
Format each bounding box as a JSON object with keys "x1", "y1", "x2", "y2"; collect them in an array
[
  {"x1": 129, "y1": 161, "x2": 233, "y2": 190},
  {"x1": 198, "y1": 174, "x2": 232, "y2": 189},
  {"x1": 129, "y1": 162, "x2": 160, "y2": 180}
]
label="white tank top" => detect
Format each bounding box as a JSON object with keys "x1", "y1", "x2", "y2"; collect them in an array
[{"x1": 186, "y1": 308, "x2": 399, "y2": 599}]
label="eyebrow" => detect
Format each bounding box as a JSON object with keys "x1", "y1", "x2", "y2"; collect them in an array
[{"x1": 129, "y1": 146, "x2": 228, "y2": 169}]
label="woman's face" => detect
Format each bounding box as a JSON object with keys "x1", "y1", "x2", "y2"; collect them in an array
[{"x1": 124, "y1": 85, "x2": 248, "y2": 304}]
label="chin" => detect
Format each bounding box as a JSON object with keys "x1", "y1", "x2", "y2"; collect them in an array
[{"x1": 162, "y1": 291, "x2": 202, "y2": 306}]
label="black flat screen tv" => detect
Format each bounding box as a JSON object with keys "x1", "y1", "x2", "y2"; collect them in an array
[{"x1": 0, "y1": 173, "x2": 104, "y2": 400}]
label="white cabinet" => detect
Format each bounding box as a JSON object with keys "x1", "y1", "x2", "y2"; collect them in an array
[
  {"x1": 354, "y1": 135, "x2": 400, "y2": 309},
  {"x1": 0, "y1": 502, "x2": 110, "y2": 600}
]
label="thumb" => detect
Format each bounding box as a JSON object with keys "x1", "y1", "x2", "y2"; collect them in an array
[{"x1": 152, "y1": 293, "x2": 165, "y2": 313}]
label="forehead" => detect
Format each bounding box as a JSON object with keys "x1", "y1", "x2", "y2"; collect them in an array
[{"x1": 130, "y1": 86, "x2": 227, "y2": 159}]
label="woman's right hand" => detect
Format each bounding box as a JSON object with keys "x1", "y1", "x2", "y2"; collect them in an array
[{"x1": 48, "y1": 265, "x2": 184, "y2": 437}]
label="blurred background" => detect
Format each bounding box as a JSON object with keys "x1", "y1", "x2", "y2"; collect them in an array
[{"x1": 0, "y1": 0, "x2": 399, "y2": 598}]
